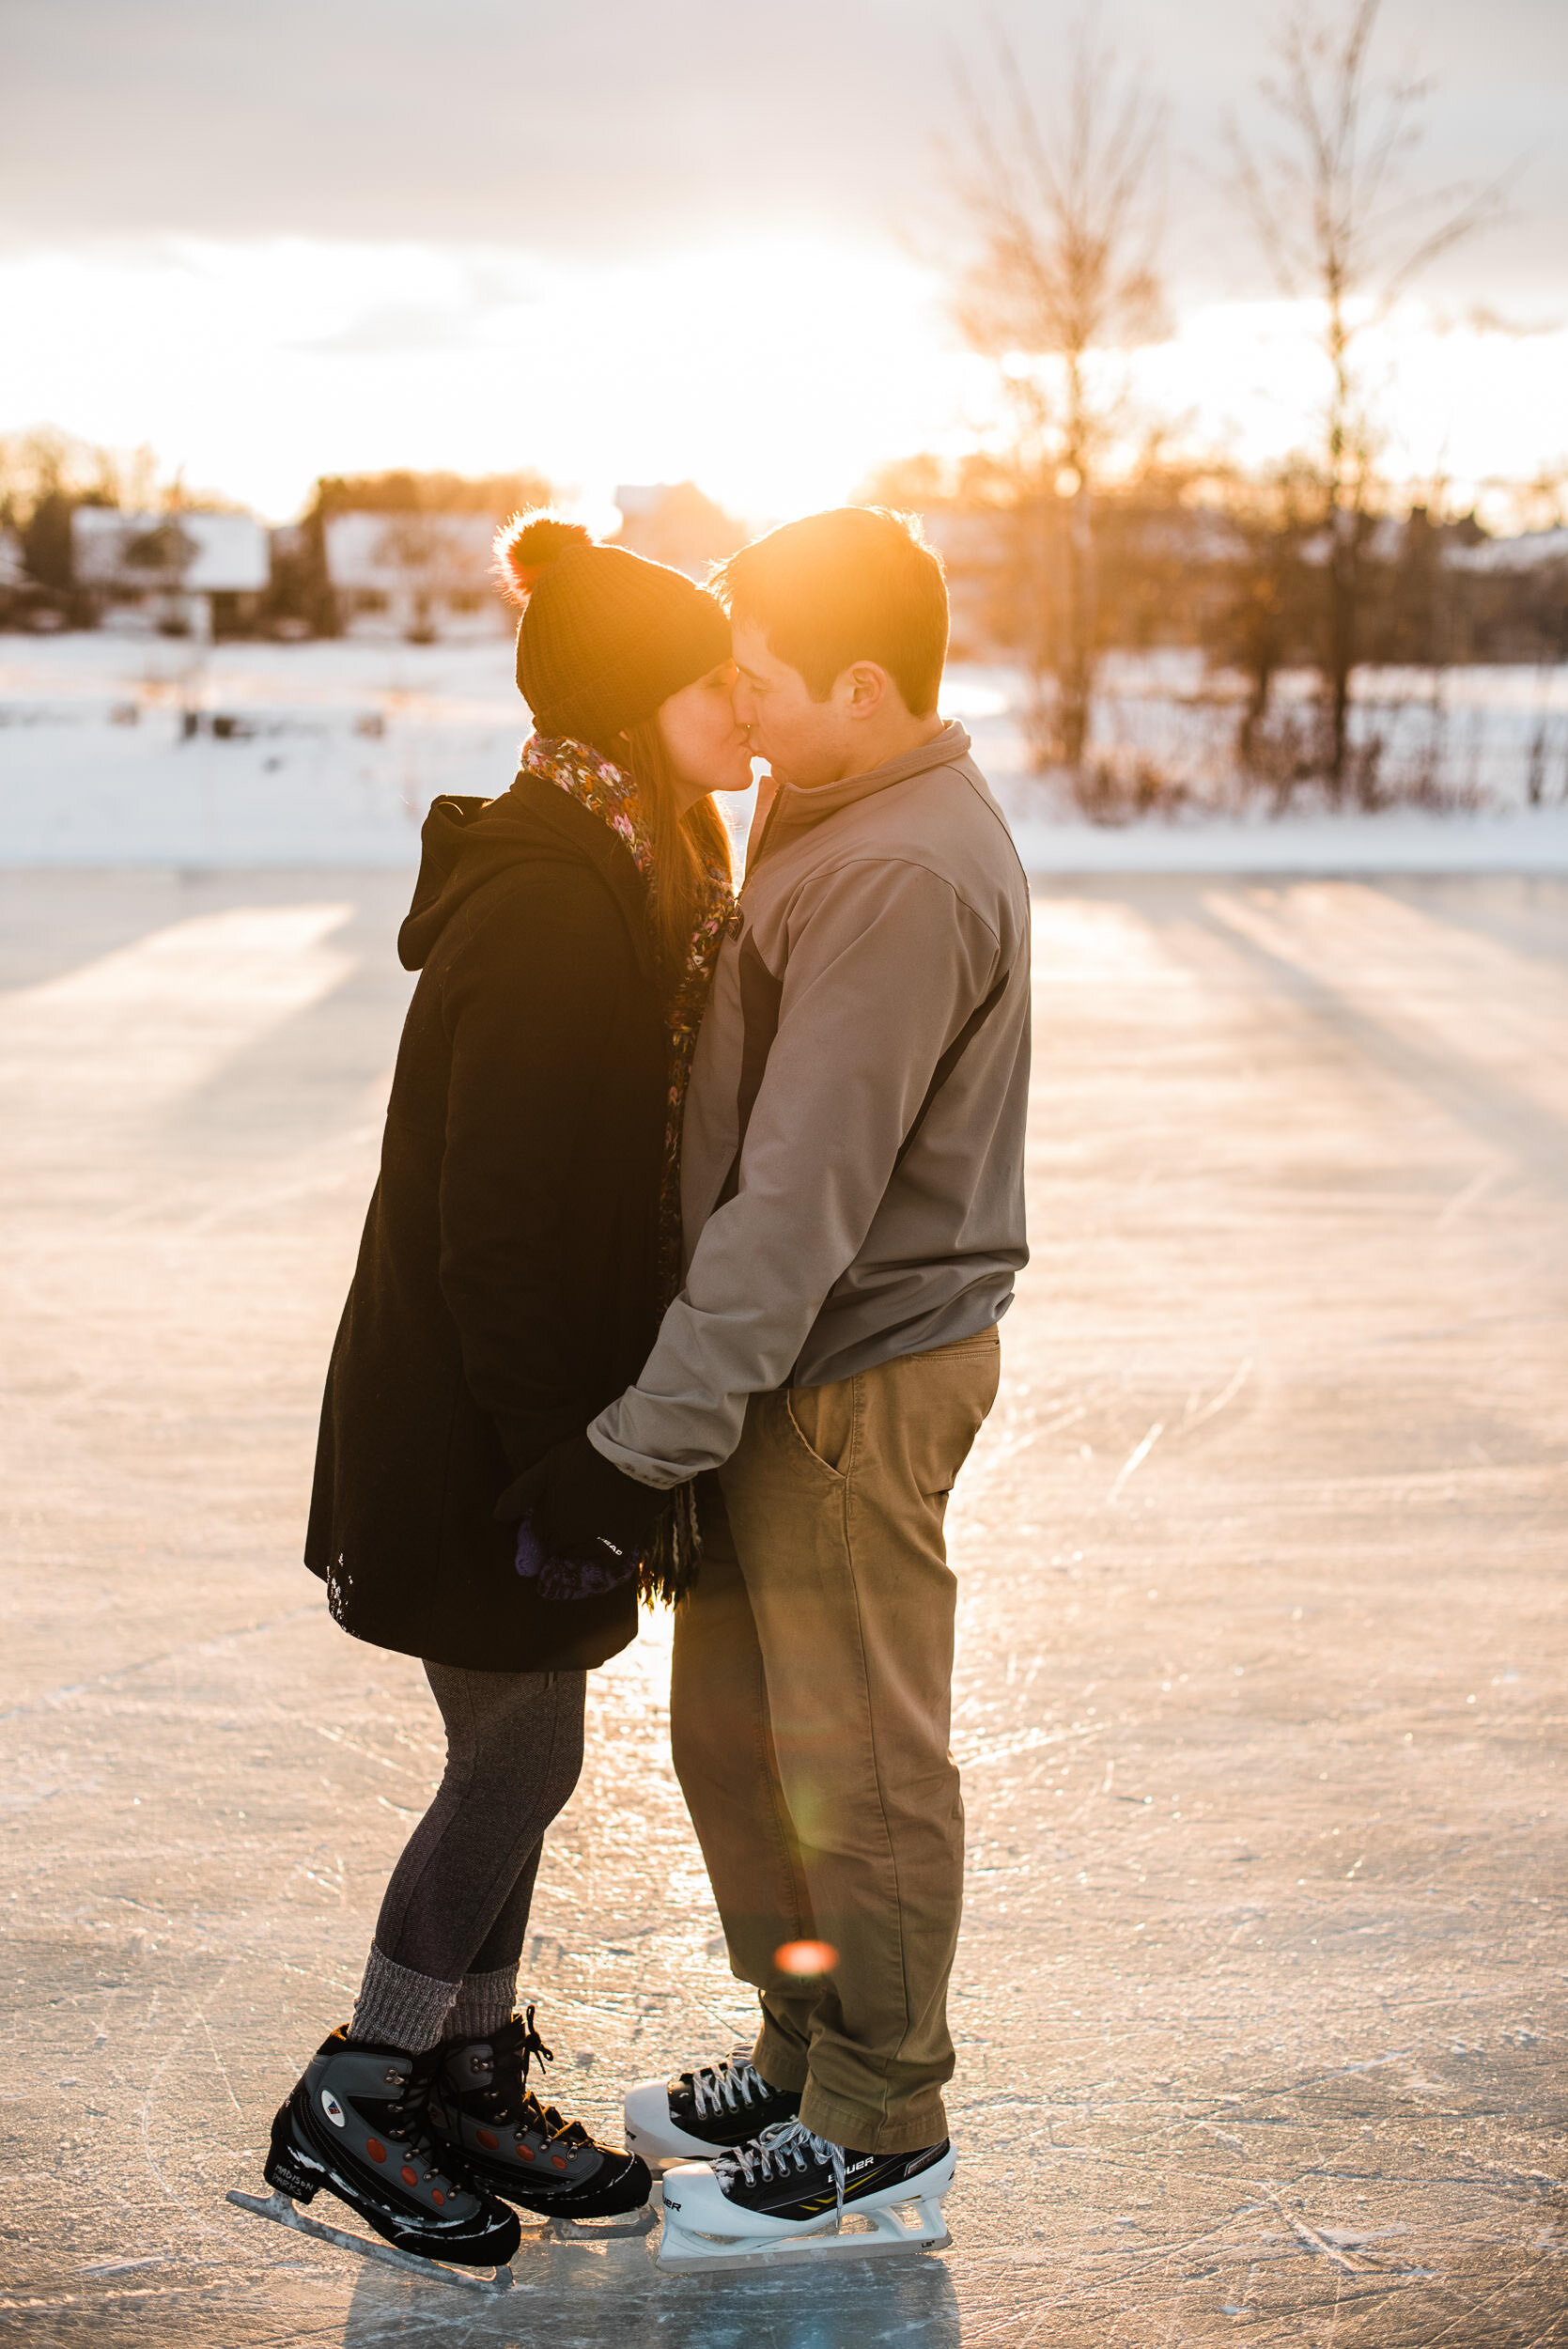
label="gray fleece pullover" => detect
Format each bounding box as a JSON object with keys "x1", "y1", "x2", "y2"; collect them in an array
[{"x1": 589, "y1": 720, "x2": 1032, "y2": 1486}]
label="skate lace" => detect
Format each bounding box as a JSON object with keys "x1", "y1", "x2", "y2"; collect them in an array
[
  {"x1": 713, "y1": 2120, "x2": 847, "y2": 2225},
  {"x1": 519, "y1": 2002, "x2": 554, "y2": 2092},
  {"x1": 381, "y1": 2063, "x2": 458, "y2": 2193},
  {"x1": 689, "y1": 2050, "x2": 769, "y2": 2119},
  {"x1": 487, "y1": 2001, "x2": 554, "y2": 2114},
  {"x1": 486, "y1": 2006, "x2": 585, "y2": 2156}
]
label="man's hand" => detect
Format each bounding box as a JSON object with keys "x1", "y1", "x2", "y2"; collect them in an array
[{"x1": 498, "y1": 1432, "x2": 669, "y2": 1572}]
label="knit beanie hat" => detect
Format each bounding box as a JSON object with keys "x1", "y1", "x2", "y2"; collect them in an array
[{"x1": 495, "y1": 513, "x2": 731, "y2": 745}]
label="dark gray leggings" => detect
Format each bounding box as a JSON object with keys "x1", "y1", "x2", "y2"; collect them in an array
[{"x1": 373, "y1": 1662, "x2": 586, "y2": 1982}]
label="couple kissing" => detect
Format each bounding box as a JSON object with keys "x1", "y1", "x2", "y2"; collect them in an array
[{"x1": 249, "y1": 504, "x2": 1031, "y2": 2277}]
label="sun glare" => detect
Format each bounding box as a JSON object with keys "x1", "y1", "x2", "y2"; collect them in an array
[
  {"x1": 0, "y1": 237, "x2": 1563, "y2": 526},
  {"x1": 0, "y1": 235, "x2": 965, "y2": 525}
]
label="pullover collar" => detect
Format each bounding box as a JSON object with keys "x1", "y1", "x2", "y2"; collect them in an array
[{"x1": 750, "y1": 722, "x2": 971, "y2": 875}]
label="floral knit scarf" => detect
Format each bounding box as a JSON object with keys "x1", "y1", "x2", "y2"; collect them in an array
[{"x1": 520, "y1": 732, "x2": 738, "y2": 1601}]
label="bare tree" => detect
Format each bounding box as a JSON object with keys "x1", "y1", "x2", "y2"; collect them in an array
[
  {"x1": 952, "y1": 18, "x2": 1165, "y2": 772},
  {"x1": 1230, "y1": 0, "x2": 1505, "y2": 794},
  {"x1": 1204, "y1": 457, "x2": 1323, "y2": 786},
  {"x1": 0, "y1": 428, "x2": 163, "y2": 595}
]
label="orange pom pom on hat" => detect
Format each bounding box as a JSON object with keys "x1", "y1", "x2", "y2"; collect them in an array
[{"x1": 494, "y1": 513, "x2": 731, "y2": 747}]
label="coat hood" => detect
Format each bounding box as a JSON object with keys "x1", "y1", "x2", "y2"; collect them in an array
[{"x1": 397, "y1": 773, "x2": 654, "y2": 976}]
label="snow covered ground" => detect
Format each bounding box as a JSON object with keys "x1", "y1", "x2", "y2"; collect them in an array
[{"x1": 2, "y1": 630, "x2": 1566, "y2": 873}]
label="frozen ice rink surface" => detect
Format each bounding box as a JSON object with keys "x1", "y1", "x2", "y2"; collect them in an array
[{"x1": 1, "y1": 867, "x2": 1565, "y2": 2347}]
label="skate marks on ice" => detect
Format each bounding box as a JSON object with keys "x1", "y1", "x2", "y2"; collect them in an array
[
  {"x1": 332, "y1": 2221, "x2": 964, "y2": 2349},
  {"x1": 938, "y1": 2043, "x2": 1568, "y2": 2347},
  {"x1": 3, "y1": 875, "x2": 1567, "y2": 2347},
  {"x1": 936, "y1": 879, "x2": 1568, "y2": 2344}
]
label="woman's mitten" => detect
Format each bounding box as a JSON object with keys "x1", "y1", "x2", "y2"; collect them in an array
[{"x1": 513, "y1": 1511, "x2": 637, "y2": 1604}]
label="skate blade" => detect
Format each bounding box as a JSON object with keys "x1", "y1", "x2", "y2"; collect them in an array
[
  {"x1": 535, "y1": 2203, "x2": 658, "y2": 2244},
  {"x1": 658, "y1": 2195, "x2": 951, "y2": 2276},
  {"x1": 226, "y1": 2189, "x2": 514, "y2": 2295}
]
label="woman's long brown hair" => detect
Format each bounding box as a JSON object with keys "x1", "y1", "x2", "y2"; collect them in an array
[{"x1": 605, "y1": 715, "x2": 733, "y2": 986}]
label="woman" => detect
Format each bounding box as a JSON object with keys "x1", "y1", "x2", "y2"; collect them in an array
[{"x1": 255, "y1": 519, "x2": 753, "y2": 2269}]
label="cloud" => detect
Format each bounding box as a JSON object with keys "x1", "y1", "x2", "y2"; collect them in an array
[
  {"x1": 2, "y1": 0, "x2": 932, "y2": 254},
  {"x1": 5, "y1": 0, "x2": 1565, "y2": 303},
  {"x1": 291, "y1": 304, "x2": 484, "y2": 355}
]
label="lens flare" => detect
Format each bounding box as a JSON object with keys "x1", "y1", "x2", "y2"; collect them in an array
[{"x1": 774, "y1": 1938, "x2": 838, "y2": 1977}]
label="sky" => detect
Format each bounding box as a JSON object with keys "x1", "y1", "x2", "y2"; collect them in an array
[{"x1": 3, "y1": 0, "x2": 1565, "y2": 524}]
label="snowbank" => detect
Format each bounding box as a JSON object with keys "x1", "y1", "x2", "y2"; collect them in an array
[
  {"x1": 1007, "y1": 802, "x2": 1568, "y2": 875},
  {"x1": 1, "y1": 632, "x2": 1564, "y2": 875}
]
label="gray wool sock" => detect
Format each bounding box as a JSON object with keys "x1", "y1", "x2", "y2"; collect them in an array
[
  {"x1": 349, "y1": 1942, "x2": 461, "y2": 2055},
  {"x1": 444, "y1": 1965, "x2": 520, "y2": 2046}
]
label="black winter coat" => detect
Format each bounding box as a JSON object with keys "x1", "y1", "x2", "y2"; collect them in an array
[{"x1": 304, "y1": 778, "x2": 668, "y2": 1672}]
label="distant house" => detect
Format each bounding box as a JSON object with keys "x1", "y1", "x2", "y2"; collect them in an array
[
  {"x1": 613, "y1": 484, "x2": 745, "y2": 582},
  {"x1": 322, "y1": 512, "x2": 510, "y2": 642},
  {"x1": 0, "y1": 524, "x2": 54, "y2": 630},
  {"x1": 1447, "y1": 524, "x2": 1568, "y2": 576},
  {"x1": 70, "y1": 508, "x2": 270, "y2": 637},
  {"x1": 0, "y1": 526, "x2": 25, "y2": 616},
  {"x1": 1444, "y1": 524, "x2": 1568, "y2": 662}
]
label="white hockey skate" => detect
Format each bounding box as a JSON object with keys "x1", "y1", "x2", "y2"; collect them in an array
[
  {"x1": 657, "y1": 2119, "x2": 954, "y2": 2275},
  {"x1": 624, "y1": 2046, "x2": 800, "y2": 2168}
]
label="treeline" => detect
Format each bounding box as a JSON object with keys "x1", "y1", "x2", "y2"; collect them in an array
[
  {"x1": 870, "y1": 451, "x2": 1568, "y2": 776},
  {"x1": 0, "y1": 428, "x2": 166, "y2": 611},
  {"x1": 0, "y1": 439, "x2": 556, "y2": 636},
  {"x1": 924, "y1": 0, "x2": 1553, "y2": 798}
]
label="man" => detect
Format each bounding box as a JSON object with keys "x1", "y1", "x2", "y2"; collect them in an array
[{"x1": 520, "y1": 506, "x2": 1031, "y2": 2250}]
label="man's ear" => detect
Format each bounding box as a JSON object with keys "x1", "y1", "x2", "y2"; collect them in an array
[{"x1": 840, "y1": 661, "x2": 890, "y2": 720}]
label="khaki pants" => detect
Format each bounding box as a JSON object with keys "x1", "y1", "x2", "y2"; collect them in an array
[{"x1": 670, "y1": 1327, "x2": 1001, "y2": 2155}]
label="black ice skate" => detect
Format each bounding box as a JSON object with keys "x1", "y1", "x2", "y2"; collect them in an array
[
  {"x1": 623, "y1": 2046, "x2": 801, "y2": 2165},
  {"x1": 659, "y1": 2118, "x2": 955, "y2": 2273},
  {"x1": 429, "y1": 2007, "x2": 653, "y2": 2236},
  {"x1": 227, "y1": 2027, "x2": 520, "y2": 2293}
]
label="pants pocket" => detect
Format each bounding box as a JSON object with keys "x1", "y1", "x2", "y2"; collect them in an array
[
  {"x1": 903, "y1": 1332, "x2": 1001, "y2": 1496},
  {"x1": 784, "y1": 1377, "x2": 857, "y2": 1478}
]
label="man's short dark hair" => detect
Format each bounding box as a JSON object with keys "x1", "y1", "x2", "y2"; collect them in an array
[{"x1": 713, "y1": 506, "x2": 948, "y2": 716}]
